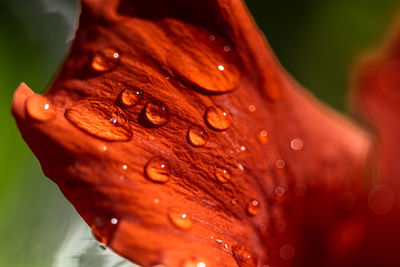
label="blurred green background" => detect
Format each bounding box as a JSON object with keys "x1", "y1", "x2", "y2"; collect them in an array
[{"x1": 0, "y1": 0, "x2": 398, "y2": 266}]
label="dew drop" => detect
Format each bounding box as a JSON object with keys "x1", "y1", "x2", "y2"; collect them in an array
[
  {"x1": 237, "y1": 163, "x2": 244, "y2": 171},
  {"x1": 280, "y1": 245, "x2": 295, "y2": 261},
  {"x1": 214, "y1": 167, "x2": 231, "y2": 183},
  {"x1": 294, "y1": 184, "x2": 307, "y2": 197},
  {"x1": 209, "y1": 35, "x2": 216, "y2": 41},
  {"x1": 232, "y1": 245, "x2": 258, "y2": 267},
  {"x1": 91, "y1": 48, "x2": 120, "y2": 72},
  {"x1": 248, "y1": 105, "x2": 256, "y2": 112},
  {"x1": 181, "y1": 260, "x2": 207, "y2": 267},
  {"x1": 118, "y1": 87, "x2": 142, "y2": 107},
  {"x1": 259, "y1": 224, "x2": 268, "y2": 233},
  {"x1": 166, "y1": 29, "x2": 239, "y2": 94},
  {"x1": 122, "y1": 164, "x2": 128, "y2": 170},
  {"x1": 26, "y1": 94, "x2": 55, "y2": 121},
  {"x1": 187, "y1": 125, "x2": 209, "y2": 147},
  {"x1": 274, "y1": 186, "x2": 286, "y2": 197},
  {"x1": 144, "y1": 102, "x2": 169, "y2": 127},
  {"x1": 65, "y1": 98, "x2": 132, "y2": 141},
  {"x1": 168, "y1": 209, "x2": 192, "y2": 230},
  {"x1": 290, "y1": 138, "x2": 304, "y2": 151},
  {"x1": 224, "y1": 45, "x2": 231, "y2": 52},
  {"x1": 247, "y1": 200, "x2": 260, "y2": 216},
  {"x1": 231, "y1": 197, "x2": 238, "y2": 205},
  {"x1": 91, "y1": 216, "x2": 119, "y2": 245},
  {"x1": 275, "y1": 159, "x2": 285, "y2": 169},
  {"x1": 205, "y1": 106, "x2": 232, "y2": 131},
  {"x1": 145, "y1": 157, "x2": 170, "y2": 183},
  {"x1": 368, "y1": 185, "x2": 395, "y2": 215},
  {"x1": 257, "y1": 129, "x2": 268, "y2": 144}
]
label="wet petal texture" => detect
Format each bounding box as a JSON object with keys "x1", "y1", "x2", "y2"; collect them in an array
[
  {"x1": 353, "y1": 19, "x2": 400, "y2": 266},
  {"x1": 12, "y1": 0, "x2": 371, "y2": 266}
]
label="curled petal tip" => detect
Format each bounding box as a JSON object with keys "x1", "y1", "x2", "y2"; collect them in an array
[
  {"x1": 12, "y1": 82, "x2": 35, "y2": 121},
  {"x1": 13, "y1": 83, "x2": 56, "y2": 123}
]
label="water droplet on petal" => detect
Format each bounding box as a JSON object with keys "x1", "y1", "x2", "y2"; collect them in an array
[
  {"x1": 224, "y1": 45, "x2": 231, "y2": 52},
  {"x1": 259, "y1": 224, "x2": 268, "y2": 233},
  {"x1": 232, "y1": 245, "x2": 258, "y2": 267},
  {"x1": 231, "y1": 197, "x2": 238, "y2": 205},
  {"x1": 294, "y1": 184, "x2": 307, "y2": 197},
  {"x1": 215, "y1": 167, "x2": 231, "y2": 183},
  {"x1": 209, "y1": 35, "x2": 216, "y2": 41},
  {"x1": 144, "y1": 102, "x2": 169, "y2": 127},
  {"x1": 65, "y1": 98, "x2": 132, "y2": 141},
  {"x1": 91, "y1": 216, "x2": 119, "y2": 245},
  {"x1": 168, "y1": 209, "x2": 192, "y2": 230},
  {"x1": 91, "y1": 49, "x2": 120, "y2": 72},
  {"x1": 166, "y1": 28, "x2": 239, "y2": 94},
  {"x1": 187, "y1": 125, "x2": 209, "y2": 147},
  {"x1": 247, "y1": 200, "x2": 260, "y2": 216},
  {"x1": 280, "y1": 245, "x2": 295, "y2": 261},
  {"x1": 181, "y1": 260, "x2": 207, "y2": 267},
  {"x1": 205, "y1": 106, "x2": 232, "y2": 131},
  {"x1": 237, "y1": 163, "x2": 244, "y2": 171},
  {"x1": 275, "y1": 186, "x2": 286, "y2": 197},
  {"x1": 275, "y1": 159, "x2": 285, "y2": 169},
  {"x1": 26, "y1": 94, "x2": 55, "y2": 121},
  {"x1": 290, "y1": 138, "x2": 304, "y2": 151},
  {"x1": 145, "y1": 157, "x2": 170, "y2": 183},
  {"x1": 118, "y1": 87, "x2": 142, "y2": 107},
  {"x1": 368, "y1": 185, "x2": 395, "y2": 214},
  {"x1": 248, "y1": 105, "x2": 256, "y2": 112},
  {"x1": 257, "y1": 129, "x2": 268, "y2": 144}
]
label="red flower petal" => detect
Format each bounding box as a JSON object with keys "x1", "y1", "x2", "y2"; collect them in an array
[
  {"x1": 12, "y1": 0, "x2": 371, "y2": 266},
  {"x1": 353, "y1": 17, "x2": 400, "y2": 266}
]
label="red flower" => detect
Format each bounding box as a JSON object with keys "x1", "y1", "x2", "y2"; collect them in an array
[{"x1": 11, "y1": 0, "x2": 400, "y2": 266}]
